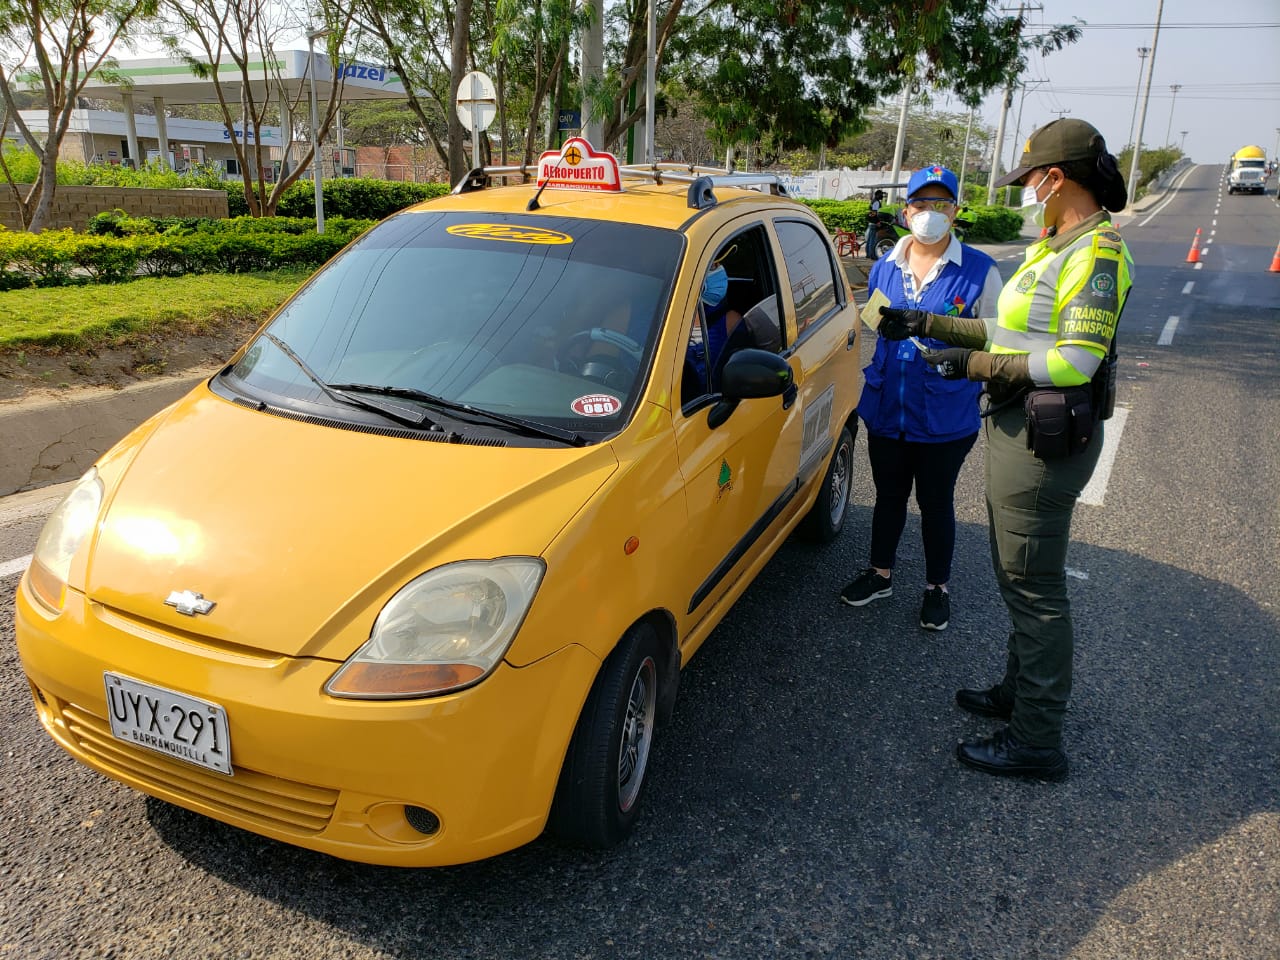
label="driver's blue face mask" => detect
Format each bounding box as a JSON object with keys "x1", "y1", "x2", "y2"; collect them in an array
[{"x1": 701, "y1": 265, "x2": 728, "y2": 308}]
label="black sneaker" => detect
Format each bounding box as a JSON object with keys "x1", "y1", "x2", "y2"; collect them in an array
[
  {"x1": 920, "y1": 587, "x2": 950, "y2": 631},
  {"x1": 840, "y1": 568, "x2": 893, "y2": 607}
]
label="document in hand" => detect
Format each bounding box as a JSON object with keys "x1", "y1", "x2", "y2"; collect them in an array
[{"x1": 860, "y1": 288, "x2": 890, "y2": 330}]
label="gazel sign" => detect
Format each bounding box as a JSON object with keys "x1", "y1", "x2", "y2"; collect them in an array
[{"x1": 535, "y1": 138, "x2": 621, "y2": 193}]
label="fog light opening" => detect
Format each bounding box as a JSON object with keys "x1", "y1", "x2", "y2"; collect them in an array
[{"x1": 404, "y1": 805, "x2": 441, "y2": 836}]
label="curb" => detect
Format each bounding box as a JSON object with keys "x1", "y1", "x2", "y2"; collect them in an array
[{"x1": 0, "y1": 368, "x2": 214, "y2": 498}]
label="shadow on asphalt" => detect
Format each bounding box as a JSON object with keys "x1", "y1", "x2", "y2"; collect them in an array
[{"x1": 144, "y1": 510, "x2": 1280, "y2": 959}]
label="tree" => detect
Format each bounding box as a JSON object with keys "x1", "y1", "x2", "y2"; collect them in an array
[
  {"x1": 160, "y1": 0, "x2": 355, "y2": 217},
  {"x1": 341, "y1": 97, "x2": 436, "y2": 147},
  {"x1": 666, "y1": 1, "x2": 1078, "y2": 156},
  {"x1": 0, "y1": 0, "x2": 158, "y2": 231}
]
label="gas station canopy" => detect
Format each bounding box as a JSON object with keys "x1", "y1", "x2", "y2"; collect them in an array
[{"x1": 76, "y1": 51, "x2": 409, "y2": 105}]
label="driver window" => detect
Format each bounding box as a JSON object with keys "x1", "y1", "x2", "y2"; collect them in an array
[{"x1": 681, "y1": 225, "x2": 781, "y2": 408}]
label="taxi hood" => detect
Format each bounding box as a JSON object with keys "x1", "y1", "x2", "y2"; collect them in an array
[{"x1": 85, "y1": 386, "x2": 617, "y2": 659}]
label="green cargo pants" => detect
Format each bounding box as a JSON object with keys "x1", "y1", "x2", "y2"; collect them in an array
[{"x1": 985, "y1": 402, "x2": 1103, "y2": 749}]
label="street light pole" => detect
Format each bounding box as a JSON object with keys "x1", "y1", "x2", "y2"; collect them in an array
[
  {"x1": 307, "y1": 27, "x2": 330, "y2": 235},
  {"x1": 1164, "y1": 83, "x2": 1181, "y2": 147},
  {"x1": 1126, "y1": 47, "x2": 1150, "y2": 150},
  {"x1": 1126, "y1": 0, "x2": 1164, "y2": 207},
  {"x1": 957, "y1": 108, "x2": 975, "y2": 202},
  {"x1": 1180, "y1": 130, "x2": 1188, "y2": 153}
]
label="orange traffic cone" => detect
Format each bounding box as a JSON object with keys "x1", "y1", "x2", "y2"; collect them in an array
[
  {"x1": 1185, "y1": 228, "x2": 1202, "y2": 264},
  {"x1": 1270, "y1": 240, "x2": 1280, "y2": 273}
]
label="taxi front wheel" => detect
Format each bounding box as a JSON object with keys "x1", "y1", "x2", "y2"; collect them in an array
[
  {"x1": 800, "y1": 424, "x2": 854, "y2": 543},
  {"x1": 547, "y1": 623, "x2": 661, "y2": 849}
]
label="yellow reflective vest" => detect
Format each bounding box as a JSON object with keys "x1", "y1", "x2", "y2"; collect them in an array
[{"x1": 991, "y1": 212, "x2": 1133, "y2": 387}]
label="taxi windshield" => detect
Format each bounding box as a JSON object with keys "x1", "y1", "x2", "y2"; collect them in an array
[{"x1": 226, "y1": 210, "x2": 682, "y2": 435}]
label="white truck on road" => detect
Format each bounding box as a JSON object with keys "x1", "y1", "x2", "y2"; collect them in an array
[{"x1": 1227, "y1": 145, "x2": 1268, "y2": 194}]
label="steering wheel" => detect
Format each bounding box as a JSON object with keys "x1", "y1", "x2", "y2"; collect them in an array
[{"x1": 557, "y1": 328, "x2": 644, "y2": 387}]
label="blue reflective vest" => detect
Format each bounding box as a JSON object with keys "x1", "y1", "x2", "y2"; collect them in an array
[{"x1": 857, "y1": 246, "x2": 995, "y2": 442}]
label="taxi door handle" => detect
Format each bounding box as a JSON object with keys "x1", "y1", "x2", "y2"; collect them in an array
[{"x1": 847, "y1": 328, "x2": 857, "y2": 349}]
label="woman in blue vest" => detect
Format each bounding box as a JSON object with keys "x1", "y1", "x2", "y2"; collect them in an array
[{"x1": 840, "y1": 165, "x2": 1002, "y2": 632}]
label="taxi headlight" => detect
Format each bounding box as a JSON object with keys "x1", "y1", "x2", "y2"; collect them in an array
[
  {"x1": 29, "y1": 468, "x2": 103, "y2": 613},
  {"x1": 325, "y1": 557, "x2": 545, "y2": 699}
]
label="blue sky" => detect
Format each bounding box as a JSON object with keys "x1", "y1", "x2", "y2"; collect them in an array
[{"x1": 955, "y1": 0, "x2": 1280, "y2": 166}]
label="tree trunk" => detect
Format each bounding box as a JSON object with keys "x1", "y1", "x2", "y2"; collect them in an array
[
  {"x1": 27, "y1": 149, "x2": 60, "y2": 233},
  {"x1": 448, "y1": 0, "x2": 475, "y2": 183}
]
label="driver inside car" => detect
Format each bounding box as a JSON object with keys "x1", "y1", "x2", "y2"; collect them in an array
[{"x1": 684, "y1": 258, "x2": 744, "y2": 399}]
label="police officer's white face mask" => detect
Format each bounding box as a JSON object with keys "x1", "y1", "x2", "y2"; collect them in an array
[{"x1": 1020, "y1": 172, "x2": 1052, "y2": 228}]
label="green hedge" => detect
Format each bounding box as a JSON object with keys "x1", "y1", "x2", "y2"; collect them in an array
[
  {"x1": 86, "y1": 210, "x2": 374, "y2": 239},
  {"x1": 801, "y1": 199, "x2": 1023, "y2": 244},
  {"x1": 0, "y1": 215, "x2": 375, "y2": 289},
  {"x1": 225, "y1": 177, "x2": 449, "y2": 219}
]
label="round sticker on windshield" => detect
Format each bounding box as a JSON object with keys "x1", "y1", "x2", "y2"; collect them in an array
[{"x1": 571, "y1": 394, "x2": 621, "y2": 417}]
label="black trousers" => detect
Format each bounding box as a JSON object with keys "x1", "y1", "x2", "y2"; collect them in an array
[{"x1": 867, "y1": 431, "x2": 978, "y2": 585}]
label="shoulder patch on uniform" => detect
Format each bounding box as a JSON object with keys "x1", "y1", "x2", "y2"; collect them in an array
[
  {"x1": 1015, "y1": 270, "x2": 1037, "y2": 293},
  {"x1": 1096, "y1": 229, "x2": 1123, "y2": 249}
]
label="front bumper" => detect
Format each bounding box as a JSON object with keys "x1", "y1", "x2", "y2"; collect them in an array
[{"x1": 15, "y1": 576, "x2": 600, "y2": 866}]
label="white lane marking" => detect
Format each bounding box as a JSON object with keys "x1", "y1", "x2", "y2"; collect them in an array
[
  {"x1": 1135, "y1": 164, "x2": 1198, "y2": 228},
  {"x1": 1205, "y1": 238, "x2": 1213, "y2": 245},
  {"x1": 1210, "y1": 229, "x2": 1216, "y2": 237},
  {"x1": 1079, "y1": 406, "x2": 1129, "y2": 507},
  {"x1": 0, "y1": 554, "x2": 32, "y2": 579},
  {"x1": 1158, "y1": 316, "x2": 1180, "y2": 345},
  {"x1": 1182, "y1": 281, "x2": 1194, "y2": 294},
  {"x1": 1195, "y1": 262, "x2": 1204, "y2": 270},
  {"x1": 1212, "y1": 219, "x2": 1217, "y2": 227}
]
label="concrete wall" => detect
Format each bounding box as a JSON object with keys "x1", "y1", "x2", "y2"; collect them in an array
[{"x1": 0, "y1": 185, "x2": 229, "y2": 232}]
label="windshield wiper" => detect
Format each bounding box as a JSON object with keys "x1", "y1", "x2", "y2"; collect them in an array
[
  {"x1": 259, "y1": 334, "x2": 434, "y2": 429},
  {"x1": 328, "y1": 382, "x2": 589, "y2": 446}
]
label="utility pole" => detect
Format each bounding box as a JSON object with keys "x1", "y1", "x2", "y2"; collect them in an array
[
  {"x1": 889, "y1": 79, "x2": 912, "y2": 202},
  {"x1": 1126, "y1": 47, "x2": 1150, "y2": 149},
  {"x1": 1179, "y1": 130, "x2": 1188, "y2": 153},
  {"x1": 957, "y1": 108, "x2": 975, "y2": 201},
  {"x1": 1164, "y1": 83, "x2": 1181, "y2": 147},
  {"x1": 987, "y1": 1, "x2": 1033, "y2": 204},
  {"x1": 1127, "y1": 0, "x2": 1164, "y2": 206},
  {"x1": 1007, "y1": 79, "x2": 1047, "y2": 203}
]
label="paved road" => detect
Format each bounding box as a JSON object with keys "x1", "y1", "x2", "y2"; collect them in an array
[{"x1": 2, "y1": 165, "x2": 1277, "y2": 959}]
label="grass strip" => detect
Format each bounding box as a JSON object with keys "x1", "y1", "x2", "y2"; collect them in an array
[{"x1": 0, "y1": 269, "x2": 311, "y2": 352}]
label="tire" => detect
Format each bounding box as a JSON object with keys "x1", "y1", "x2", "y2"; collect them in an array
[
  {"x1": 799, "y1": 423, "x2": 855, "y2": 543},
  {"x1": 548, "y1": 623, "x2": 661, "y2": 849},
  {"x1": 874, "y1": 235, "x2": 896, "y2": 258}
]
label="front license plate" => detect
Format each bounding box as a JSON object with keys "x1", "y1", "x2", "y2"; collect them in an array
[{"x1": 103, "y1": 673, "x2": 233, "y2": 776}]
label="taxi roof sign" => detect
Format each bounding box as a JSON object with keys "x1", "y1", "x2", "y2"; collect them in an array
[{"x1": 536, "y1": 138, "x2": 622, "y2": 193}]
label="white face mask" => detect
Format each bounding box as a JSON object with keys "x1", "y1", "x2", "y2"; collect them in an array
[
  {"x1": 1020, "y1": 172, "x2": 1051, "y2": 228},
  {"x1": 908, "y1": 209, "x2": 952, "y2": 245}
]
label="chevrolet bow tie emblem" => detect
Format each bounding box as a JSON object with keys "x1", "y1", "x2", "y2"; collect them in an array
[{"x1": 164, "y1": 590, "x2": 216, "y2": 616}]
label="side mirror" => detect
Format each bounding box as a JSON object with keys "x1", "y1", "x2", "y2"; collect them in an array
[
  {"x1": 719, "y1": 349, "x2": 793, "y2": 400},
  {"x1": 706, "y1": 349, "x2": 795, "y2": 430}
]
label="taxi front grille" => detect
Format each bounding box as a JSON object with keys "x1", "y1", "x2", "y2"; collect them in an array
[{"x1": 59, "y1": 700, "x2": 338, "y2": 835}]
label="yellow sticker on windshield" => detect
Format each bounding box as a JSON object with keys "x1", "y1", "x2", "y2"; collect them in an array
[{"x1": 447, "y1": 223, "x2": 573, "y2": 245}]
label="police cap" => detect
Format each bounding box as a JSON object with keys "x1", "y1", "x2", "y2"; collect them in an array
[{"x1": 996, "y1": 118, "x2": 1108, "y2": 188}]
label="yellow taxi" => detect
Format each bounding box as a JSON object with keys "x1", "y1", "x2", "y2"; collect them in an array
[{"x1": 14, "y1": 139, "x2": 863, "y2": 866}]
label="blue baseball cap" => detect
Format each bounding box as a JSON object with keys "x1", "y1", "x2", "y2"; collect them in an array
[{"x1": 906, "y1": 165, "x2": 959, "y2": 202}]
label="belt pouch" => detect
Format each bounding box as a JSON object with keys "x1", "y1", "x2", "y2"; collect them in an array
[{"x1": 1025, "y1": 387, "x2": 1094, "y2": 459}]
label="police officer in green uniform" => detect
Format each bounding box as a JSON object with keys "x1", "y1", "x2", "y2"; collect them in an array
[{"x1": 877, "y1": 119, "x2": 1133, "y2": 780}]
